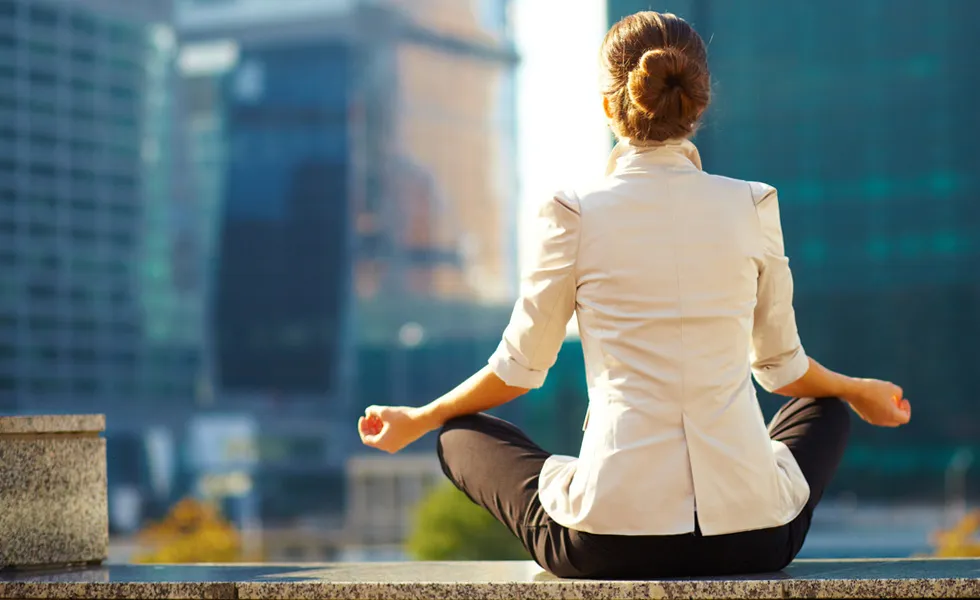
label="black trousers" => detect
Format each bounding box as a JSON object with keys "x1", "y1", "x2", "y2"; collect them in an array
[{"x1": 436, "y1": 396, "x2": 851, "y2": 579}]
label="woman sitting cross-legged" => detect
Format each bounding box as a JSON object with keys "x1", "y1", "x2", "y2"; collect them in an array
[{"x1": 357, "y1": 10, "x2": 911, "y2": 579}]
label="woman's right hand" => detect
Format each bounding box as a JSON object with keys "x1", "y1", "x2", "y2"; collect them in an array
[{"x1": 842, "y1": 378, "x2": 911, "y2": 427}]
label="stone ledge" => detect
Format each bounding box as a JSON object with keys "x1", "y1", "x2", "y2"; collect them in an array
[
  {"x1": 1, "y1": 559, "x2": 979, "y2": 599},
  {"x1": 0, "y1": 414, "x2": 108, "y2": 569},
  {"x1": 0, "y1": 415, "x2": 105, "y2": 435}
]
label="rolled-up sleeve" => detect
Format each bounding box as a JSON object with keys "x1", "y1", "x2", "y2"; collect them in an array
[
  {"x1": 488, "y1": 192, "x2": 580, "y2": 389},
  {"x1": 749, "y1": 182, "x2": 809, "y2": 392}
]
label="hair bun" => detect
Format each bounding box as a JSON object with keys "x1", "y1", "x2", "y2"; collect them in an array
[
  {"x1": 602, "y1": 12, "x2": 710, "y2": 141},
  {"x1": 627, "y1": 47, "x2": 703, "y2": 120}
]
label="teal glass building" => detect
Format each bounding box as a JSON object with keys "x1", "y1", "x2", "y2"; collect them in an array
[{"x1": 0, "y1": 0, "x2": 200, "y2": 421}]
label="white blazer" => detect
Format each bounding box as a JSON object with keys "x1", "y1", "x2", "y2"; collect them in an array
[{"x1": 488, "y1": 138, "x2": 810, "y2": 536}]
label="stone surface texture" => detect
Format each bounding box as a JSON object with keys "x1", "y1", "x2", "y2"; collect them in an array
[
  {"x1": 0, "y1": 415, "x2": 105, "y2": 434},
  {"x1": 0, "y1": 415, "x2": 108, "y2": 569},
  {"x1": 0, "y1": 559, "x2": 978, "y2": 599}
]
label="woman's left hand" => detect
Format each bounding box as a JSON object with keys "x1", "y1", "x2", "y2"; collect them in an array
[{"x1": 357, "y1": 405, "x2": 436, "y2": 454}]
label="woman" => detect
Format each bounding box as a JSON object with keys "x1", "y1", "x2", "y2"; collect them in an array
[{"x1": 357, "y1": 11, "x2": 911, "y2": 578}]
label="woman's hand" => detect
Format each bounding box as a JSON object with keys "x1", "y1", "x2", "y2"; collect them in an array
[
  {"x1": 357, "y1": 405, "x2": 438, "y2": 454},
  {"x1": 842, "y1": 378, "x2": 911, "y2": 427}
]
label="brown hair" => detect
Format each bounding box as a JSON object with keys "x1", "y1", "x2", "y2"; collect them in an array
[{"x1": 601, "y1": 11, "x2": 710, "y2": 142}]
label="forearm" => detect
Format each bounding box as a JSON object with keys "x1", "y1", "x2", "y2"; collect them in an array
[
  {"x1": 416, "y1": 365, "x2": 529, "y2": 430},
  {"x1": 773, "y1": 357, "x2": 858, "y2": 399}
]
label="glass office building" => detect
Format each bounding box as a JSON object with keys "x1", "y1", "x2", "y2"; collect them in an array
[
  {"x1": 606, "y1": 0, "x2": 980, "y2": 498},
  {"x1": 180, "y1": 0, "x2": 518, "y2": 405},
  {"x1": 177, "y1": 0, "x2": 520, "y2": 520},
  {"x1": 213, "y1": 41, "x2": 352, "y2": 398},
  {"x1": 0, "y1": 0, "x2": 203, "y2": 424},
  {"x1": 352, "y1": 0, "x2": 520, "y2": 415}
]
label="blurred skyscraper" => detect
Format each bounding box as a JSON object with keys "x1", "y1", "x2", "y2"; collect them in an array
[
  {"x1": 0, "y1": 0, "x2": 206, "y2": 426},
  {"x1": 176, "y1": 0, "x2": 519, "y2": 520},
  {"x1": 607, "y1": 0, "x2": 980, "y2": 499},
  {"x1": 0, "y1": 0, "x2": 212, "y2": 532}
]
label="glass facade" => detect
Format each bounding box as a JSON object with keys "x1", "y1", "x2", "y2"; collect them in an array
[
  {"x1": 141, "y1": 23, "x2": 208, "y2": 403},
  {"x1": 353, "y1": 2, "x2": 518, "y2": 312},
  {"x1": 0, "y1": 0, "x2": 200, "y2": 420},
  {"x1": 351, "y1": 0, "x2": 520, "y2": 420},
  {"x1": 607, "y1": 0, "x2": 980, "y2": 499},
  {"x1": 213, "y1": 42, "x2": 351, "y2": 396},
  {"x1": 176, "y1": 25, "x2": 357, "y2": 519},
  {"x1": 195, "y1": 0, "x2": 520, "y2": 410},
  {"x1": 390, "y1": 43, "x2": 517, "y2": 303},
  {"x1": 180, "y1": 0, "x2": 520, "y2": 520}
]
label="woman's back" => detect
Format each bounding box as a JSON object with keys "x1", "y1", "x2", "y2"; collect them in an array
[
  {"x1": 537, "y1": 139, "x2": 809, "y2": 536},
  {"x1": 577, "y1": 140, "x2": 763, "y2": 407}
]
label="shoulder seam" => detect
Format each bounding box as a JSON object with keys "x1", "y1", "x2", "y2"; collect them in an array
[
  {"x1": 749, "y1": 182, "x2": 777, "y2": 207},
  {"x1": 553, "y1": 190, "x2": 582, "y2": 215},
  {"x1": 554, "y1": 190, "x2": 582, "y2": 286}
]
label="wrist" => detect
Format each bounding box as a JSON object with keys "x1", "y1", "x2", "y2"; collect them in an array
[
  {"x1": 412, "y1": 403, "x2": 445, "y2": 433},
  {"x1": 837, "y1": 376, "x2": 864, "y2": 401}
]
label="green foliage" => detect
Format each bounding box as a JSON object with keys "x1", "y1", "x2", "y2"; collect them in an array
[{"x1": 406, "y1": 483, "x2": 530, "y2": 561}]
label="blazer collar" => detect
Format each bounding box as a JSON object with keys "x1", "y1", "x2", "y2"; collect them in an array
[{"x1": 605, "y1": 137, "x2": 703, "y2": 176}]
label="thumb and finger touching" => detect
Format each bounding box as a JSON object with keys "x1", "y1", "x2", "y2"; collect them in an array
[
  {"x1": 358, "y1": 408, "x2": 388, "y2": 447},
  {"x1": 893, "y1": 395, "x2": 911, "y2": 425}
]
